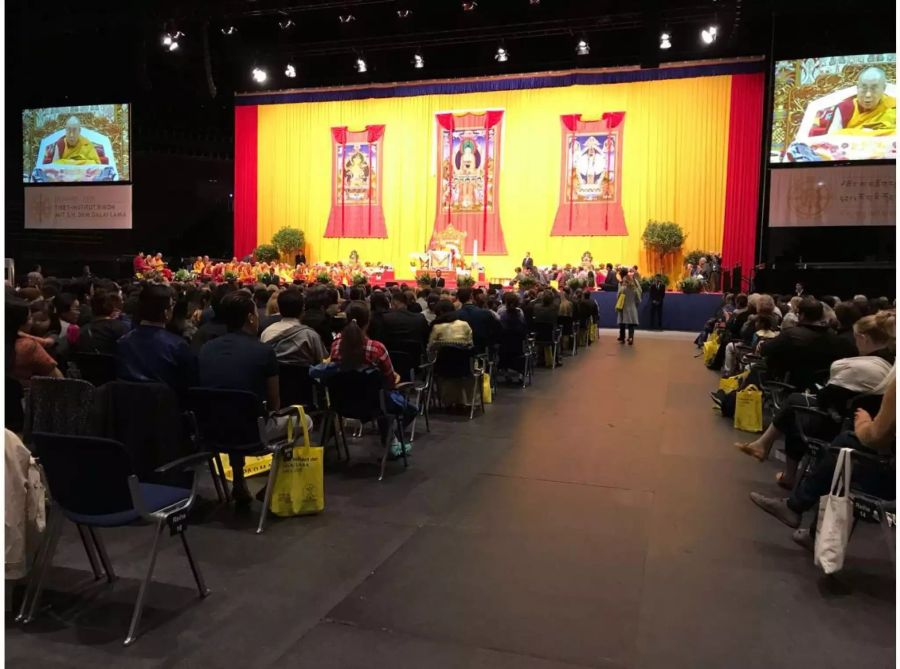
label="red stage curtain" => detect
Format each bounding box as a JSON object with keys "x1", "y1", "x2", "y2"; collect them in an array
[
  {"x1": 234, "y1": 105, "x2": 259, "y2": 258},
  {"x1": 722, "y1": 73, "x2": 764, "y2": 280}
]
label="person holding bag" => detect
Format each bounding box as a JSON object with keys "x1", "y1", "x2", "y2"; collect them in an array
[
  {"x1": 749, "y1": 369, "x2": 895, "y2": 554},
  {"x1": 615, "y1": 267, "x2": 642, "y2": 345}
]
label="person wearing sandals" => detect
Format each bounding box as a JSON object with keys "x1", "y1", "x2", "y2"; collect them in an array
[
  {"x1": 615, "y1": 267, "x2": 641, "y2": 345},
  {"x1": 736, "y1": 310, "x2": 895, "y2": 489}
]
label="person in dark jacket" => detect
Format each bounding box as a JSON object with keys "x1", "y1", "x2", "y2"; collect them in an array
[
  {"x1": 381, "y1": 290, "x2": 429, "y2": 348},
  {"x1": 454, "y1": 287, "x2": 501, "y2": 353},
  {"x1": 602, "y1": 264, "x2": 618, "y2": 291},
  {"x1": 757, "y1": 297, "x2": 857, "y2": 391},
  {"x1": 648, "y1": 277, "x2": 666, "y2": 331}
]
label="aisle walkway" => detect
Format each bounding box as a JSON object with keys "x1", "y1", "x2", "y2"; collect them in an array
[{"x1": 7, "y1": 332, "x2": 895, "y2": 668}]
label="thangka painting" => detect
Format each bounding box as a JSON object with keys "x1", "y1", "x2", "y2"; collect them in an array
[
  {"x1": 432, "y1": 111, "x2": 506, "y2": 254},
  {"x1": 324, "y1": 125, "x2": 387, "y2": 238},
  {"x1": 551, "y1": 113, "x2": 628, "y2": 236}
]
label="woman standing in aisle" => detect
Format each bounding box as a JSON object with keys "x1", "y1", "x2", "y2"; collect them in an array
[{"x1": 616, "y1": 267, "x2": 641, "y2": 345}]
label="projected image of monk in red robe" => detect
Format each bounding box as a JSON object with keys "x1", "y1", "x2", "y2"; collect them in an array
[{"x1": 551, "y1": 112, "x2": 628, "y2": 237}]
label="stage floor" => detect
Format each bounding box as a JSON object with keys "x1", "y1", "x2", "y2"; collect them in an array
[{"x1": 591, "y1": 291, "x2": 721, "y2": 333}]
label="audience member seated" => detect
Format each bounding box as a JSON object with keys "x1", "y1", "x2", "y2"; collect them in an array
[
  {"x1": 749, "y1": 371, "x2": 895, "y2": 544},
  {"x1": 531, "y1": 290, "x2": 560, "y2": 328},
  {"x1": 833, "y1": 301, "x2": 864, "y2": 347},
  {"x1": 381, "y1": 290, "x2": 429, "y2": 349},
  {"x1": 498, "y1": 293, "x2": 528, "y2": 382},
  {"x1": 454, "y1": 287, "x2": 500, "y2": 353},
  {"x1": 302, "y1": 286, "x2": 337, "y2": 348},
  {"x1": 260, "y1": 288, "x2": 327, "y2": 366},
  {"x1": 422, "y1": 293, "x2": 439, "y2": 324},
  {"x1": 116, "y1": 284, "x2": 197, "y2": 399},
  {"x1": 76, "y1": 289, "x2": 130, "y2": 354},
  {"x1": 428, "y1": 299, "x2": 477, "y2": 407},
  {"x1": 737, "y1": 310, "x2": 895, "y2": 488},
  {"x1": 6, "y1": 298, "x2": 62, "y2": 389},
  {"x1": 365, "y1": 290, "x2": 391, "y2": 344},
  {"x1": 757, "y1": 297, "x2": 858, "y2": 391},
  {"x1": 198, "y1": 291, "x2": 302, "y2": 504},
  {"x1": 192, "y1": 284, "x2": 233, "y2": 352},
  {"x1": 780, "y1": 296, "x2": 802, "y2": 329}
]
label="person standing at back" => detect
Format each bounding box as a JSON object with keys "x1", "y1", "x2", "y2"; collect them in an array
[
  {"x1": 648, "y1": 276, "x2": 666, "y2": 331},
  {"x1": 616, "y1": 267, "x2": 642, "y2": 345},
  {"x1": 522, "y1": 252, "x2": 534, "y2": 271},
  {"x1": 603, "y1": 263, "x2": 619, "y2": 291}
]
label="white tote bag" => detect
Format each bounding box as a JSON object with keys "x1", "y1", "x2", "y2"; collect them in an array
[{"x1": 814, "y1": 447, "x2": 854, "y2": 575}]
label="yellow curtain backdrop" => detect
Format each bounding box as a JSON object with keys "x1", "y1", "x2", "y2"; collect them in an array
[{"x1": 256, "y1": 74, "x2": 732, "y2": 281}]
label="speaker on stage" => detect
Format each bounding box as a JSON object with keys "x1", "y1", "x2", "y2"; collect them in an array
[
  {"x1": 722, "y1": 268, "x2": 732, "y2": 294},
  {"x1": 732, "y1": 265, "x2": 742, "y2": 294}
]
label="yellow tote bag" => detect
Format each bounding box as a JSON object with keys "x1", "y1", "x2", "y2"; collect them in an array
[
  {"x1": 718, "y1": 370, "x2": 749, "y2": 393},
  {"x1": 734, "y1": 384, "x2": 763, "y2": 433},
  {"x1": 615, "y1": 292, "x2": 626, "y2": 311},
  {"x1": 269, "y1": 405, "x2": 325, "y2": 517},
  {"x1": 702, "y1": 334, "x2": 720, "y2": 365},
  {"x1": 589, "y1": 322, "x2": 599, "y2": 342},
  {"x1": 482, "y1": 373, "x2": 493, "y2": 404},
  {"x1": 220, "y1": 454, "x2": 272, "y2": 482}
]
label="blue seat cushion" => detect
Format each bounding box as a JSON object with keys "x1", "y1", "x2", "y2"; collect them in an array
[{"x1": 63, "y1": 483, "x2": 190, "y2": 527}]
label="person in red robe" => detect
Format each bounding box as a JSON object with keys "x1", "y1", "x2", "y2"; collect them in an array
[{"x1": 133, "y1": 252, "x2": 147, "y2": 276}]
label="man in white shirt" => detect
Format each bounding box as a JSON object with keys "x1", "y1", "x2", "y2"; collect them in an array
[{"x1": 260, "y1": 289, "x2": 328, "y2": 366}]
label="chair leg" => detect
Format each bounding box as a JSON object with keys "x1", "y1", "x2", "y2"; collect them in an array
[
  {"x1": 77, "y1": 524, "x2": 103, "y2": 581},
  {"x1": 179, "y1": 530, "x2": 210, "y2": 597},
  {"x1": 213, "y1": 454, "x2": 231, "y2": 503},
  {"x1": 256, "y1": 449, "x2": 282, "y2": 535},
  {"x1": 19, "y1": 509, "x2": 64, "y2": 624},
  {"x1": 124, "y1": 520, "x2": 166, "y2": 646},
  {"x1": 423, "y1": 388, "x2": 431, "y2": 432},
  {"x1": 208, "y1": 459, "x2": 225, "y2": 503},
  {"x1": 378, "y1": 430, "x2": 391, "y2": 482},
  {"x1": 89, "y1": 527, "x2": 117, "y2": 583},
  {"x1": 469, "y1": 378, "x2": 478, "y2": 420},
  {"x1": 396, "y1": 416, "x2": 409, "y2": 469}
]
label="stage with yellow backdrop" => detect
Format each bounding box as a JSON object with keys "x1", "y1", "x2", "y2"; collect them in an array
[{"x1": 235, "y1": 61, "x2": 765, "y2": 284}]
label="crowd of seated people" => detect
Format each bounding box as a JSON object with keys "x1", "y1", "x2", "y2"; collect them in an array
[
  {"x1": 6, "y1": 268, "x2": 604, "y2": 496},
  {"x1": 704, "y1": 288, "x2": 896, "y2": 556}
]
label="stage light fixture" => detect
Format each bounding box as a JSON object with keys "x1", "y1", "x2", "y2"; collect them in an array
[
  {"x1": 162, "y1": 33, "x2": 173, "y2": 46},
  {"x1": 220, "y1": 25, "x2": 237, "y2": 35},
  {"x1": 278, "y1": 18, "x2": 295, "y2": 30},
  {"x1": 529, "y1": 0, "x2": 541, "y2": 5},
  {"x1": 413, "y1": 52, "x2": 425, "y2": 69},
  {"x1": 397, "y1": 9, "x2": 412, "y2": 18},
  {"x1": 462, "y1": 2, "x2": 478, "y2": 11},
  {"x1": 575, "y1": 39, "x2": 590, "y2": 56},
  {"x1": 700, "y1": 25, "x2": 718, "y2": 44},
  {"x1": 338, "y1": 14, "x2": 356, "y2": 24},
  {"x1": 168, "y1": 41, "x2": 179, "y2": 52},
  {"x1": 355, "y1": 57, "x2": 368, "y2": 73},
  {"x1": 659, "y1": 32, "x2": 672, "y2": 49},
  {"x1": 251, "y1": 67, "x2": 268, "y2": 83},
  {"x1": 285, "y1": 64, "x2": 297, "y2": 78},
  {"x1": 494, "y1": 46, "x2": 509, "y2": 62}
]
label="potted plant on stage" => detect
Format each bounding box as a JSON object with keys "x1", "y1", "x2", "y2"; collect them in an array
[
  {"x1": 416, "y1": 273, "x2": 432, "y2": 289},
  {"x1": 173, "y1": 268, "x2": 194, "y2": 283},
  {"x1": 567, "y1": 277, "x2": 586, "y2": 291},
  {"x1": 639, "y1": 272, "x2": 670, "y2": 293},
  {"x1": 456, "y1": 275, "x2": 476, "y2": 289},
  {"x1": 677, "y1": 276, "x2": 703, "y2": 294},
  {"x1": 253, "y1": 243, "x2": 280, "y2": 264},
  {"x1": 641, "y1": 220, "x2": 686, "y2": 277},
  {"x1": 316, "y1": 271, "x2": 332, "y2": 285},
  {"x1": 352, "y1": 272, "x2": 369, "y2": 287},
  {"x1": 223, "y1": 270, "x2": 239, "y2": 284},
  {"x1": 271, "y1": 226, "x2": 305, "y2": 263}
]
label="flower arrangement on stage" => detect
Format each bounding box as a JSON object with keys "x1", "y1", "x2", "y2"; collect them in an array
[
  {"x1": 677, "y1": 276, "x2": 702, "y2": 294},
  {"x1": 223, "y1": 270, "x2": 239, "y2": 282},
  {"x1": 316, "y1": 271, "x2": 332, "y2": 285},
  {"x1": 135, "y1": 268, "x2": 164, "y2": 283},
  {"x1": 173, "y1": 269, "x2": 195, "y2": 282},
  {"x1": 351, "y1": 272, "x2": 369, "y2": 286}
]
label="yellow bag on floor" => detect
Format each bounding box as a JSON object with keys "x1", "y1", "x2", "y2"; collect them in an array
[
  {"x1": 702, "y1": 333, "x2": 720, "y2": 366},
  {"x1": 543, "y1": 347, "x2": 555, "y2": 367},
  {"x1": 734, "y1": 384, "x2": 763, "y2": 433},
  {"x1": 719, "y1": 370, "x2": 749, "y2": 393},
  {"x1": 589, "y1": 322, "x2": 599, "y2": 342},
  {"x1": 269, "y1": 405, "x2": 325, "y2": 517},
  {"x1": 220, "y1": 454, "x2": 272, "y2": 482},
  {"x1": 482, "y1": 373, "x2": 492, "y2": 404}
]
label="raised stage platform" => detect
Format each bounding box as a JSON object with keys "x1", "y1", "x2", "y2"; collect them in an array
[{"x1": 591, "y1": 291, "x2": 721, "y2": 333}]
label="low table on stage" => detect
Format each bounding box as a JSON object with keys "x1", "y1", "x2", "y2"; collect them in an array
[{"x1": 591, "y1": 291, "x2": 721, "y2": 333}]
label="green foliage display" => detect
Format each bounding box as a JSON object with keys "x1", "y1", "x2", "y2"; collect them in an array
[
  {"x1": 683, "y1": 249, "x2": 716, "y2": 268},
  {"x1": 416, "y1": 274, "x2": 433, "y2": 288},
  {"x1": 352, "y1": 272, "x2": 369, "y2": 286},
  {"x1": 567, "y1": 278, "x2": 586, "y2": 290},
  {"x1": 173, "y1": 269, "x2": 193, "y2": 282},
  {"x1": 271, "y1": 227, "x2": 305, "y2": 256},
  {"x1": 639, "y1": 273, "x2": 671, "y2": 293},
  {"x1": 257, "y1": 271, "x2": 280, "y2": 286},
  {"x1": 677, "y1": 277, "x2": 703, "y2": 294},
  {"x1": 456, "y1": 275, "x2": 476, "y2": 289},
  {"x1": 641, "y1": 221, "x2": 686, "y2": 256},
  {"x1": 253, "y1": 243, "x2": 280, "y2": 263},
  {"x1": 223, "y1": 270, "x2": 239, "y2": 282},
  {"x1": 316, "y1": 271, "x2": 332, "y2": 285}
]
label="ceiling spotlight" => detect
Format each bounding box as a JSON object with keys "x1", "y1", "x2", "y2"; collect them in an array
[
  {"x1": 338, "y1": 14, "x2": 356, "y2": 24},
  {"x1": 397, "y1": 9, "x2": 412, "y2": 18},
  {"x1": 285, "y1": 64, "x2": 296, "y2": 78},
  {"x1": 168, "y1": 40, "x2": 179, "y2": 52},
  {"x1": 660, "y1": 31, "x2": 672, "y2": 49},
  {"x1": 529, "y1": 0, "x2": 541, "y2": 5},
  {"x1": 278, "y1": 18, "x2": 295, "y2": 30},
  {"x1": 355, "y1": 57, "x2": 368, "y2": 73},
  {"x1": 220, "y1": 25, "x2": 237, "y2": 35},
  {"x1": 162, "y1": 33, "x2": 173, "y2": 46},
  {"x1": 413, "y1": 52, "x2": 425, "y2": 69},
  {"x1": 462, "y1": 1, "x2": 478, "y2": 11},
  {"x1": 251, "y1": 67, "x2": 268, "y2": 83},
  {"x1": 494, "y1": 46, "x2": 509, "y2": 63},
  {"x1": 575, "y1": 39, "x2": 590, "y2": 56},
  {"x1": 700, "y1": 25, "x2": 718, "y2": 44}
]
